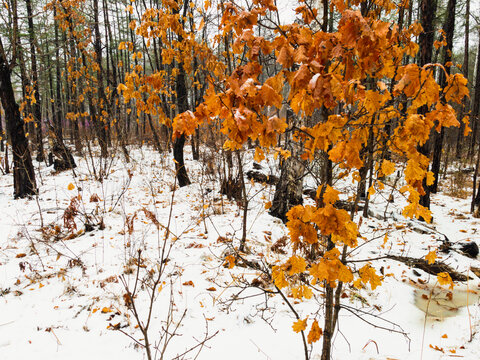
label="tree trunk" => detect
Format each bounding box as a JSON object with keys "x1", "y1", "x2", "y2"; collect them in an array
[
  {"x1": 270, "y1": 154, "x2": 305, "y2": 222},
  {"x1": 430, "y1": 0, "x2": 456, "y2": 194},
  {"x1": 53, "y1": 6, "x2": 64, "y2": 144},
  {"x1": 173, "y1": 135, "x2": 190, "y2": 187},
  {"x1": 93, "y1": 0, "x2": 108, "y2": 158},
  {"x1": 471, "y1": 28, "x2": 480, "y2": 214},
  {"x1": 469, "y1": 29, "x2": 480, "y2": 158},
  {"x1": 431, "y1": 128, "x2": 444, "y2": 193},
  {"x1": 0, "y1": 106, "x2": 4, "y2": 152},
  {"x1": 26, "y1": 0, "x2": 44, "y2": 162},
  {"x1": 0, "y1": 40, "x2": 37, "y2": 198},
  {"x1": 270, "y1": 106, "x2": 306, "y2": 222},
  {"x1": 471, "y1": 27, "x2": 480, "y2": 152},
  {"x1": 171, "y1": 0, "x2": 191, "y2": 187},
  {"x1": 417, "y1": 0, "x2": 438, "y2": 210},
  {"x1": 147, "y1": 113, "x2": 163, "y2": 152},
  {"x1": 173, "y1": 60, "x2": 191, "y2": 187},
  {"x1": 320, "y1": 160, "x2": 334, "y2": 360},
  {"x1": 456, "y1": 0, "x2": 469, "y2": 158},
  {"x1": 48, "y1": 18, "x2": 76, "y2": 171}
]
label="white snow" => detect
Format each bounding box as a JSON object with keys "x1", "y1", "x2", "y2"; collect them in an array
[{"x1": 1, "y1": 146, "x2": 480, "y2": 360}]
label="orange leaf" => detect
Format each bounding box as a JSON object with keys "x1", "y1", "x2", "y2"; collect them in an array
[
  {"x1": 381, "y1": 160, "x2": 395, "y2": 176},
  {"x1": 323, "y1": 186, "x2": 339, "y2": 205},
  {"x1": 425, "y1": 251, "x2": 436, "y2": 265},
  {"x1": 272, "y1": 266, "x2": 289, "y2": 289},
  {"x1": 307, "y1": 320, "x2": 322, "y2": 344},
  {"x1": 292, "y1": 318, "x2": 308, "y2": 333},
  {"x1": 224, "y1": 255, "x2": 236, "y2": 269},
  {"x1": 437, "y1": 272, "x2": 454, "y2": 289},
  {"x1": 67, "y1": 183, "x2": 75, "y2": 191}
]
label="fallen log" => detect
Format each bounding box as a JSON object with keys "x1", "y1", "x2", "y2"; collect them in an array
[
  {"x1": 246, "y1": 170, "x2": 279, "y2": 185},
  {"x1": 387, "y1": 255, "x2": 471, "y2": 281}
]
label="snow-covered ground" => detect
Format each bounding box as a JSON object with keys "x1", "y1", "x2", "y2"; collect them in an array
[{"x1": 1, "y1": 146, "x2": 480, "y2": 360}]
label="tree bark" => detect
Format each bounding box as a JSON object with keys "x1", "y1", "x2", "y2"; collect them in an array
[
  {"x1": 471, "y1": 27, "x2": 480, "y2": 214},
  {"x1": 93, "y1": 0, "x2": 109, "y2": 158},
  {"x1": 430, "y1": 0, "x2": 456, "y2": 194},
  {"x1": 320, "y1": 163, "x2": 334, "y2": 360},
  {"x1": 173, "y1": 64, "x2": 191, "y2": 186},
  {"x1": 47, "y1": 19, "x2": 76, "y2": 171},
  {"x1": 417, "y1": 0, "x2": 438, "y2": 210},
  {"x1": 0, "y1": 106, "x2": 4, "y2": 152},
  {"x1": 172, "y1": 0, "x2": 191, "y2": 187},
  {"x1": 26, "y1": 0, "x2": 44, "y2": 162},
  {"x1": 0, "y1": 39, "x2": 37, "y2": 198},
  {"x1": 269, "y1": 154, "x2": 305, "y2": 222},
  {"x1": 456, "y1": 0, "x2": 469, "y2": 158}
]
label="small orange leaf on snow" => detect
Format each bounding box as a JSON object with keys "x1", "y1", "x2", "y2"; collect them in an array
[
  {"x1": 437, "y1": 272, "x2": 454, "y2": 289},
  {"x1": 224, "y1": 255, "x2": 235, "y2": 269},
  {"x1": 183, "y1": 281, "x2": 195, "y2": 287},
  {"x1": 16, "y1": 253, "x2": 26, "y2": 258},
  {"x1": 206, "y1": 287, "x2": 217, "y2": 291},
  {"x1": 67, "y1": 183, "x2": 75, "y2": 190},
  {"x1": 425, "y1": 250, "x2": 436, "y2": 265},
  {"x1": 429, "y1": 344, "x2": 444, "y2": 352},
  {"x1": 265, "y1": 201, "x2": 272, "y2": 210},
  {"x1": 101, "y1": 307, "x2": 112, "y2": 313},
  {"x1": 441, "y1": 334, "x2": 448, "y2": 338}
]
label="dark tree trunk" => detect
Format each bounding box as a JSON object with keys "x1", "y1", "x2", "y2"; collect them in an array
[
  {"x1": 456, "y1": 0, "x2": 469, "y2": 158},
  {"x1": 471, "y1": 28, "x2": 480, "y2": 152},
  {"x1": 320, "y1": 159, "x2": 335, "y2": 360},
  {"x1": 26, "y1": 0, "x2": 44, "y2": 162},
  {"x1": 53, "y1": 6, "x2": 64, "y2": 143},
  {"x1": 0, "y1": 40, "x2": 37, "y2": 198},
  {"x1": 173, "y1": 62, "x2": 191, "y2": 187},
  {"x1": 190, "y1": 130, "x2": 200, "y2": 161},
  {"x1": 471, "y1": 28, "x2": 480, "y2": 215},
  {"x1": 362, "y1": 116, "x2": 376, "y2": 217},
  {"x1": 469, "y1": 29, "x2": 480, "y2": 158},
  {"x1": 103, "y1": 0, "x2": 128, "y2": 160},
  {"x1": 147, "y1": 113, "x2": 163, "y2": 152},
  {"x1": 270, "y1": 108, "x2": 305, "y2": 222},
  {"x1": 417, "y1": 0, "x2": 438, "y2": 210},
  {"x1": 173, "y1": 135, "x2": 190, "y2": 187},
  {"x1": 0, "y1": 107, "x2": 4, "y2": 152},
  {"x1": 431, "y1": 128, "x2": 444, "y2": 193},
  {"x1": 48, "y1": 18, "x2": 76, "y2": 171},
  {"x1": 171, "y1": 0, "x2": 191, "y2": 187},
  {"x1": 93, "y1": 0, "x2": 108, "y2": 158},
  {"x1": 431, "y1": 0, "x2": 456, "y2": 194},
  {"x1": 269, "y1": 155, "x2": 305, "y2": 222}
]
